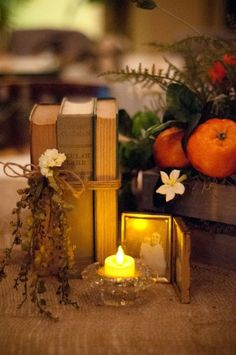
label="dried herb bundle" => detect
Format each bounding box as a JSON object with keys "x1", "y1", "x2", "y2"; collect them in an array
[{"x1": 0, "y1": 151, "x2": 79, "y2": 320}]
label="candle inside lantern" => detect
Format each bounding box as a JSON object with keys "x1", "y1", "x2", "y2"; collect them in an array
[{"x1": 104, "y1": 246, "x2": 135, "y2": 278}]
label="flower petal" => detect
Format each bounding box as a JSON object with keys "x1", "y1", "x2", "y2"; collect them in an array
[
  {"x1": 173, "y1": 182, "x2": 185, "y2": 195},
  {"x1": 160, "y1": 171, "x2": 170, "y2": 184},
  {"x1": 165, "y1": 189, "x2": 176, "y2": 202},
  {"x1": 170, "y1": 169, "x2": 180, "y2": 182},
  {"x1": 156, "y1": 185, "x2": 171, "y2": 195}
]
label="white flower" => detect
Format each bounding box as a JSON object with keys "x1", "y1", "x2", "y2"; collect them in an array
[
  {"x1": 38, "y1": 149, "x2": 66, "y2": 177},
  {"x1": 156, "y1": 169, "x2": 187, "y2": 202}
]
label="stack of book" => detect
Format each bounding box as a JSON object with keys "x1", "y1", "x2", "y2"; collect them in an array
[{"x1": 30, "y1": 97, "x2": 118, "y2": 271}]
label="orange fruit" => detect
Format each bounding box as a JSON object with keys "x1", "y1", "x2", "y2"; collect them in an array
[
  {"x1": 187, "y1": 118, "x2": 236, "y2": 178},
  {"x1": 153, "y1": 127, "x2": 189, "y2": 168}
]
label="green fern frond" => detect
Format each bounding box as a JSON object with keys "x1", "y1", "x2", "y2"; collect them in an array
[
  {"x1": 100, "y1": 64, "x2": 186, "y2": 91},
  {"x1": 150, "y1": 36, "x2": 234, "y2": 101},
  {"x1": 101, "y1": 36, "x2": 236, "y2": 107}
]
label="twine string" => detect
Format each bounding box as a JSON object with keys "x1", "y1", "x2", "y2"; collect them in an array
[
  {"x1": 0, "y1": 161, "x2": 120, "y2": 198},
  {"x1": 0, "y1": 161, "x2": 39, "y2": 179},
  {"x1": 55, "y1": 169, "x2": 86, "y2": 198}
]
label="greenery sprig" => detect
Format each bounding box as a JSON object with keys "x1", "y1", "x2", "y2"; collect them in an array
[
  {"x1": 102, "y1": 36, "x2": 236, "y2": 101},
  {"x1": 100, "y1": 63, "x2": 185, "y2": 91},
  {"x1": 105, "y1": 36, "x2": 236, "y2": 152},
  {"x1": 113, "y1": 34, "x2": 236, "y2": 211},
  {"x1": 0, "y1": 149, "x2": 79, "y2": 320}
]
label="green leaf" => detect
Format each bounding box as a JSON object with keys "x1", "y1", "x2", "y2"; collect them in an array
[
  {"x1": 166, "y1": 83, "x2": 203, "y2": 122},
  {"x1": 132, "y1": 0, "x2": 157, "y2": 10},
  {"x1": 119, "y1": 139, "x2": 154, "y2": 170},
  {"x1": 131, "y1": 111, "x2": 160, "y2": 138},
  {"x1": 162, "y1": 110, "x2": 176, "y2": 123},
  {"x1": 146, "y1": 120, "x2": 179, "y2": 136}
]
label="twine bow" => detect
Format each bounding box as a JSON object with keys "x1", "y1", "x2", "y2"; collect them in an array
[
  {"x1": 0, "y1": 161, "x2": 40, "y2": 179},
  {"x1": 0, "y1": 161, "x2": 120, "y2": 199}
]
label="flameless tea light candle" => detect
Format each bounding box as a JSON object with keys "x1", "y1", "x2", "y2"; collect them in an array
[
  {"x1": 104, "y1": 245, "x2": 135, "y2": 278},
  {"x1": 82, "y1": 246, "x2": 155, "y2": 306}
]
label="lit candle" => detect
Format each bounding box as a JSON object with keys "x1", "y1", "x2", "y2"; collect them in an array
[{"x1": 104, "y1": 246, "x2": 135, "y2": 278}]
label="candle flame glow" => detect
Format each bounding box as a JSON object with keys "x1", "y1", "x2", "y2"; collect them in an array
[{"x1": 116, "y1": 246, "x2": 125, "y2": 265}]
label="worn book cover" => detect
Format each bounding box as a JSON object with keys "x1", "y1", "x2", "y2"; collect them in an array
[
  {"x1": 29, "y1": 103, "x2": 61, "y2": 274},
  {"x1": 30, "y1": 103, "x2": 60, "y2": 165}
]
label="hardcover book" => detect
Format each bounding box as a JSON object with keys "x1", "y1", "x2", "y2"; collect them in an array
[
  {"x1": 95, "y1": 98, "x2": 118, "y2": 264},
  {"x1": 29, "y1": 103, "x2": 61, "y2": 274},
  {"x1": 29, "y1": 97, "x2": 119, "y2": 271},
  {"x1": 57, "y1": 98, "x2": 96, "y2": 270},
  {"x1": 30, "y1": 103, "x2": 60, "y2": 165}
]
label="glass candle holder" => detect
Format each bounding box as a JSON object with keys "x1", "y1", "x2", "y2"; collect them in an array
[{"x1": 81, "y1": 259, "x2": 155, "y2": 306}]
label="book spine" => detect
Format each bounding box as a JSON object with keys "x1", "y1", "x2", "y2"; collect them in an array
[
  {"x1": 57, "y1": 113, "x2": 93, "y2": 179},
  {"x1": 29, "y1": 104, "x2": 60, "y2": 275},
  {"x1": 29, "y1": 104, "x2": 59, "y2": 165},
  {"x1": 57, "y1": 111, "x2": 95, "y2": 269},
  {"x1": 30, "y1": 123, "x2": 57, "y2": 165},
  {"x1": 95, "y1": 101, "x2": 118, "y2": 264}
]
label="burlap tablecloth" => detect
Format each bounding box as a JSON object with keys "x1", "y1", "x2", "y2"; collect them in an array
[
  {"x1": 0, "y1": 175, "x2": 236, "y2": 355},
  {"x1": 0, "y1": 263, "x2": 235, "y2": 355}
]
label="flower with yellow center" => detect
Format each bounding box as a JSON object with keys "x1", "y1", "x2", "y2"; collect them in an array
[{"x1": 156, "y1": 169, "x2": 187, "y2": 202}]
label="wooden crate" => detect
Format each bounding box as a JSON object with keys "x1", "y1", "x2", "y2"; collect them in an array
[
  {"x1": 138, "y1": 169, "x2": 236, "y2": 225},
  {"x1": 137, "y1": 169, "x2": 236, "y2": 270}
]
